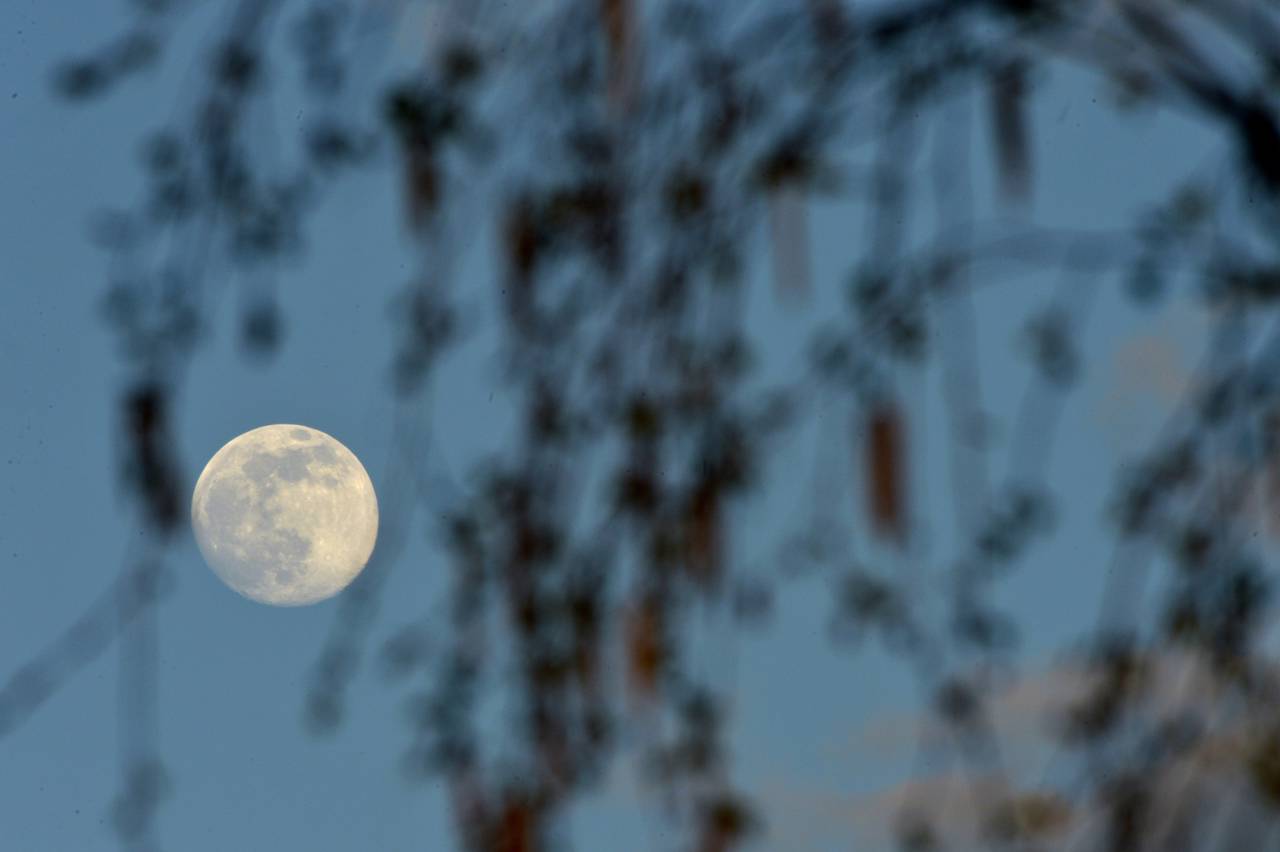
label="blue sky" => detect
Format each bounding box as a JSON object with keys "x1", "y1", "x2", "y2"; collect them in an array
[{"x1": 0, "y1": 2, "x2": 1229, "y2": 849}]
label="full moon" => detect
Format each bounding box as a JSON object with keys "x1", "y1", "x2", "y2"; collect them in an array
[{"x1": 191, "y1": 424, "x2": 378, "y2": 606}]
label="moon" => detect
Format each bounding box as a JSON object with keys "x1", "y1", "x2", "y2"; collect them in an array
[{"x1": 191, "y1": 424, "x2": 378, "y2": 606}]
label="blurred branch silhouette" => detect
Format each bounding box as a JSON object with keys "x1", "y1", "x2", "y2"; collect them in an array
[{"x1": 9, "y1": 0, "x2": 1280, "y2": 848}]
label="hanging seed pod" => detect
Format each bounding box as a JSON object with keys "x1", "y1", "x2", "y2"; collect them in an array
[
  {"x1": 625, "y1": 594, "x2": 664, "y2": 704},
  {"x1": 864, "y1": 399, "x2": 906, "y2": 544},
  {"x1": 402, "y1": 149, "x2": 439, "y2": 228},
  {"x1": 601, "y1": 0, "x2": 636, "y2": 110},
  {"x1": 1265, "y1": 409, "x2": 1280, "y2": 540},
  {"x1": 989, "y1": 58, "x2": 1031, "y2": 203},
  {"x1": 685, "y1": 480, "x2": 722, "y2": 588}
]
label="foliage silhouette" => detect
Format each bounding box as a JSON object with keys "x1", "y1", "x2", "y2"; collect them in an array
[{"x1": 7, "y1": 0, "x2": 1280, "y2": 849}]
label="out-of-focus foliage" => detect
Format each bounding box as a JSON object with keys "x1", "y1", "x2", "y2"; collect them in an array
[{"x1": 6, "y1": 0, "x2": 1280, "y2": 849}]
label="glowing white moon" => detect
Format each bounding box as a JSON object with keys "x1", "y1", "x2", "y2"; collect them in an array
[{"x1": 191, "y1": 424, "x2": 378, "y2": 606}]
